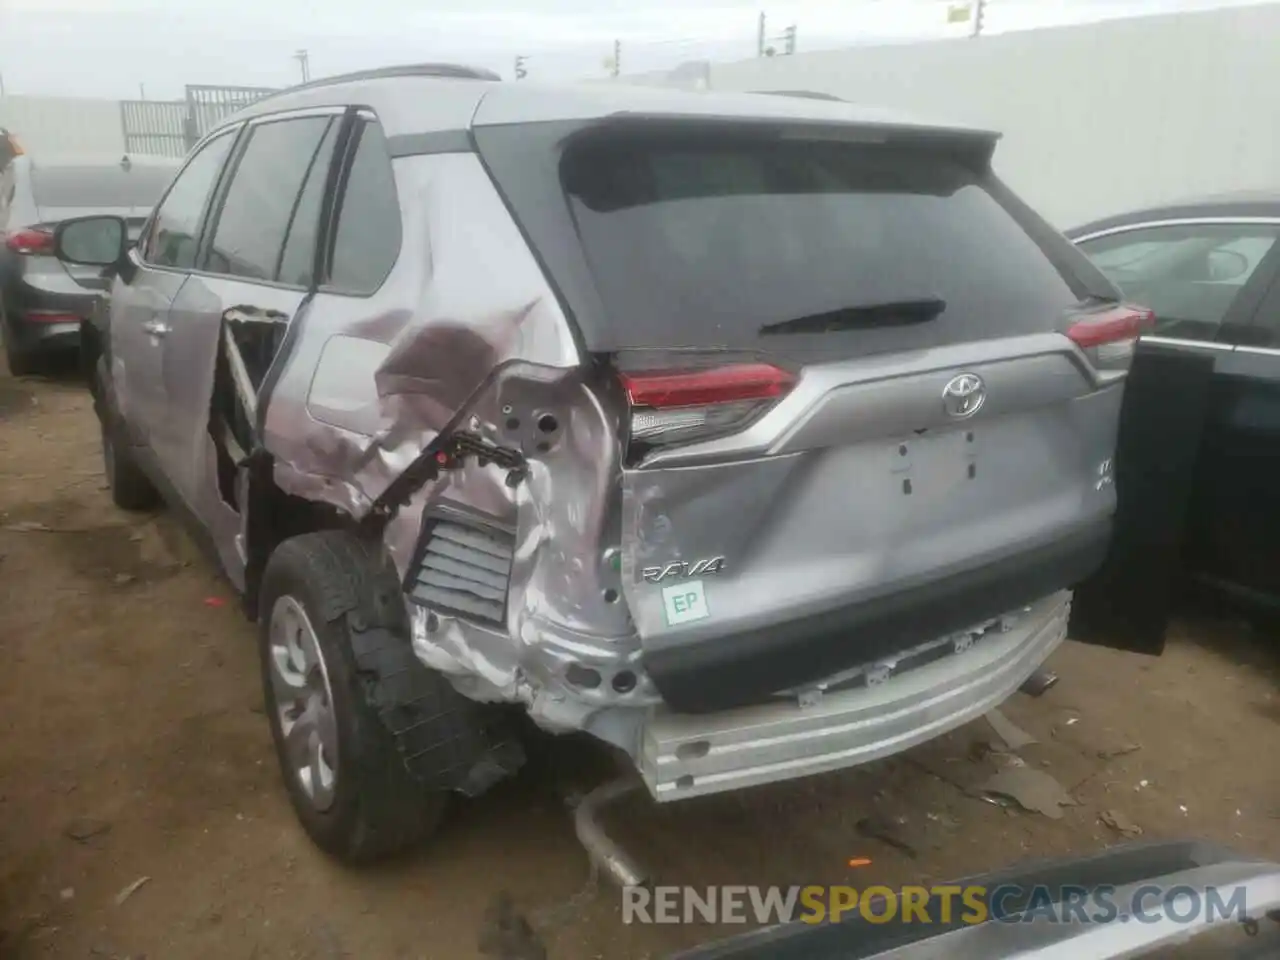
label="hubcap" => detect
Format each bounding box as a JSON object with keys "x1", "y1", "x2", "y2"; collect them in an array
[{"x1": 268, "y1": 595, "x2": 339, "y2": 811}]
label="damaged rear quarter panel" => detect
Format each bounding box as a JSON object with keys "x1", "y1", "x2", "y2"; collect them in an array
[
  {"x1": 263, "y1": 152, "x2": 582, "y2": 511},
  {"x1": 261, "y1": 149, "x2": 645, "y2": 726}
]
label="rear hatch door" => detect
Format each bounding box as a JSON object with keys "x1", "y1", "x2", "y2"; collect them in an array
[{"x1": 477, "y1": 115, "x2": 1146, "y2": 712}]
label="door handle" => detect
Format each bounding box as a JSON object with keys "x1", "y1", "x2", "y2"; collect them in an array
[
  {"x1": 225, "y1": 305, "x2": 289, "y2": 325},
  {"x1": 142, "y1": 319, "x2": 170, "y2": 337}
]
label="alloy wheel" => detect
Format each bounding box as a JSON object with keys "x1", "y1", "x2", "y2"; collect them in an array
[{"x1": 268, "y1": 595, "x2": 340, "y2": 811}]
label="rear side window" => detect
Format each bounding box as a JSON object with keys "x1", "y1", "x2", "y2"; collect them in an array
[
  {"x1": 206, "y1": 116, "x2": 335, "y2": 283},
  {"x1": 326, "y1": 121, "x2": 400, "y2": 294},
  {"x1": 561, "y1": 135, "x2": 1086, "y2": 359},
  {"x1": 144, "y1": 129, "x2": 236, "y2": 269}
]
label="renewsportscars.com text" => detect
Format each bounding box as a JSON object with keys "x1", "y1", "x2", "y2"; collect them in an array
[{"x1": 622, "y1": 883, "x2": 1250, "y2": 926}]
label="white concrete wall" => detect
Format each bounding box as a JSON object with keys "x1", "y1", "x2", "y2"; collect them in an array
[
  {"x1": 0, "y1": 95, "x2": 125, "y2": 157},
  {"x1": 630, "y1": 4, "x2": 1280, "y2": 229}
]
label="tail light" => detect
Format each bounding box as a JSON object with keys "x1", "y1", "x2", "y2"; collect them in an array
[
  {"x1": 4, "y1": 228, "x2": 55, "y2": 256},
  {"x1": 24, "y1": 309, "x2": 82, "y2": 324},
  {"x1": 1066, "y1": 304, "x2": 1154, "y2": 370},
  {"x1": 618, "y1": 362, "x2": 796, "y2": 455}
]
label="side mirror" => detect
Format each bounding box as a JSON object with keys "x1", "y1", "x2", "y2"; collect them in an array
[
  {"x1": 54, "y1": 215, "x2": 128, "y2": 268},
  {"x1": 1206, "y1": 248, "x2": 1249, "y2": 282}
]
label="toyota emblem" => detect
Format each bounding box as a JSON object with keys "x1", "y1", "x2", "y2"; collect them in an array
[{"x1": 941, "y1": 373, "x2": 986, "y2": 419}]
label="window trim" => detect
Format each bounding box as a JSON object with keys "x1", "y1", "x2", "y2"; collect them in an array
[
  {"x1": 1073, "y1": 216, "x2": 1280, "y2": 245},
  {"x1": 194, "y1": 106, "x2": 348, "y2": 292},
  {"x1": 136, "y1": 124, "x2": 244, "y2": 272},
  {"x1": 273, "y1": 119, "x2": 339, "y2": 283},
  {"x1": 315, "y1": 112, "x2": 404, "y2": 298}
]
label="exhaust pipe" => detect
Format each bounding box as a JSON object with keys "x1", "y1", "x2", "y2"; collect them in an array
[
  {"x1": 1019, "y1": 668, "x2": 1059, "y2": 698},
  {"x1": 573, "y1": 778, "x2": 648, "y2": 888}
]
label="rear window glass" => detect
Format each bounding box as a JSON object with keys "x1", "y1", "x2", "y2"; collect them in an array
[
  {"x1": 32, "y1": 164, "x2": 174, "y2": 210},
  {"x1": 562, "y1": 136, "x2": 1083, "y2": 356}
]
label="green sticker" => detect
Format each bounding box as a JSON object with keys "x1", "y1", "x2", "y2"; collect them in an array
[{"x1": 662, "y1": 580, "x2": 709, "y2": 626}]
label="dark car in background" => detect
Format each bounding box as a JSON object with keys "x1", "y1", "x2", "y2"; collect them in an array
[
  {"x1": 1069, "y1": 193, "x2": 1280, "y2": 609},
  {"x1": 0, "y1": 152, "x2": 178, "y2": 374}
]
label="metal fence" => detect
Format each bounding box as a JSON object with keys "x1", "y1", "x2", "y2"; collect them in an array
[
  {"x1": 184, "y1": 84, "x2": 276, "y2": 146},
  {"x1": 120, "y1": 84, "x2": 277, "y2": 159},
  {"x1": 119, "y1": 100, "x2": 188, "y2": 157}
]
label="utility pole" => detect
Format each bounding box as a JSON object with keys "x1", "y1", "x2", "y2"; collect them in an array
[
  {"x1": 971, "y1": 0, "x2": 987, "y2": 38},
  {"x1": 294, "y1": 49, "x2": 311, "y2": 83},
  {"x1": 611, "y1": 39, "x2": 621, "y2": 77},
  {"x1": 514, "y1": 55, "x2": 527, "y2": 80},
  {"x1": 783, "y1": 24, "x2": 797, "y2": 55},
  {"x1": 757, "y1": 11, "x2": 766, "y2": 57},
  {"x1": 138, "y1": 82, "x2": 146, "y2": 100}
]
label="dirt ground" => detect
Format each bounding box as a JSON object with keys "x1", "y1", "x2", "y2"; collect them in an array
[{"x1": 0, "y1": 360, "x2": 1277, "y2": 960}]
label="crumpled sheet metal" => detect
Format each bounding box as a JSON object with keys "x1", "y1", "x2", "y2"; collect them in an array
[
  {"x1": 260, "y1": 151, "x2": 650, "y2": 742},
  {"x1": 263, "y1": 151, "x2": 579, "y2": 514},
  {"x1": 394, "y1": 371, "x2": 658, "y2": 744}
]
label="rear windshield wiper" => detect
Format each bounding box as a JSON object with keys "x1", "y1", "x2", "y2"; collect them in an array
[{"x1": 759, "y1": 297, "x2": 946, "y2": 336}]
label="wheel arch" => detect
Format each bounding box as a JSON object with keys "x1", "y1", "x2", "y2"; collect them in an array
[{"x1": 241, "y1": 451, "x2": 361, "y2": 621}]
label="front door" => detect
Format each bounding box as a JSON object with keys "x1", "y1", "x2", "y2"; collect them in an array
[
  {"x1": 1069, "y1": 342, "x2": 1216, "y2": 653},
  {"x1": 1071, "y1": 218, "x2": 1280, "y2": 647},
  {"x1": 109, "y1": 259, "x2": 186, "y2": 450},
  {"x1": 1192, "y1": 265, "x2": 1280, "y2": 601},
  {"x1": 116, "y1": 127, "x2": 239, "y2": 462}
]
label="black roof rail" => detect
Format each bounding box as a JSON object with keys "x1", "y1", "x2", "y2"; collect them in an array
[
  {"x1": 752, "y1": 89, "x2": 846, "y2": 102},
  {"x1": 260, "y1": 62, "x2": 501, "y2": 103}
]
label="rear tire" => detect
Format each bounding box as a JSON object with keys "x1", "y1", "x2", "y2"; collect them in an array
[
  {"x1": 259, "y1": 531, "x2": 448, "y2": 863},
  {"x1": 100, "y1": 416, "x2": 160, "y2": 511}
]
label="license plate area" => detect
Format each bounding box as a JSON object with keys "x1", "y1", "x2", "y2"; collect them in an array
[{"x1": 887, "y1": 425, "x2": 980, "y2": 504}]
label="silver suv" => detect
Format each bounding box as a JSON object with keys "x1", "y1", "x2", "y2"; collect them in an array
[{"x1": 53, "y1": 64, "x2": 1155, "y2": 861}]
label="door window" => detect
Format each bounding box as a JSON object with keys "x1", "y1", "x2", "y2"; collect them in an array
[
  {"x1": 206, "y1": 115, "x2": 336, "y2": 283},
  {"x1": 1078, "y1": 223, "x2": 1279, "y2": 342},
  {"x1": 325, "y1": 121, "x2": 401, "y2": 294},
  {"x1": 142, "y1": 129, "x2": 236, "y2": 269}
]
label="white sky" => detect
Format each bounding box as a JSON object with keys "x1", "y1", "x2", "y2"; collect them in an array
[{"x1": 0, "y1": 0, "x2": 1267, "y2": 99}]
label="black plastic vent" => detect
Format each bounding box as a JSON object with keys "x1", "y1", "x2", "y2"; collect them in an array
[{"x1": 408, "y1": 516, "x2": 514, "y2": 627}]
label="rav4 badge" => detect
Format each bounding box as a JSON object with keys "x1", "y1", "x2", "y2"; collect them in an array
[{"x1": 641, "y1": 556, "x2": 726, "y2": 583}]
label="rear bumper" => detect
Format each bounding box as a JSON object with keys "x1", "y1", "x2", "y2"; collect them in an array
[
  {"x1": 645, "y1": 518, "x2": 1110, "y2": 713},
  {"x1": 638, "y1": 590, "x2": 1069, "y2": 801},
  {"x1": 2, "y1": 280, "x2": 90, "y2": 353},
  {"x1": 7, "y1": 318, "x2": 82, "y2": 352}
]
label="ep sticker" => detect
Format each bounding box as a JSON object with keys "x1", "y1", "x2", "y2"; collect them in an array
[{"x1": 661, "y1": 580, "x2": 709, "y2": 626}]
